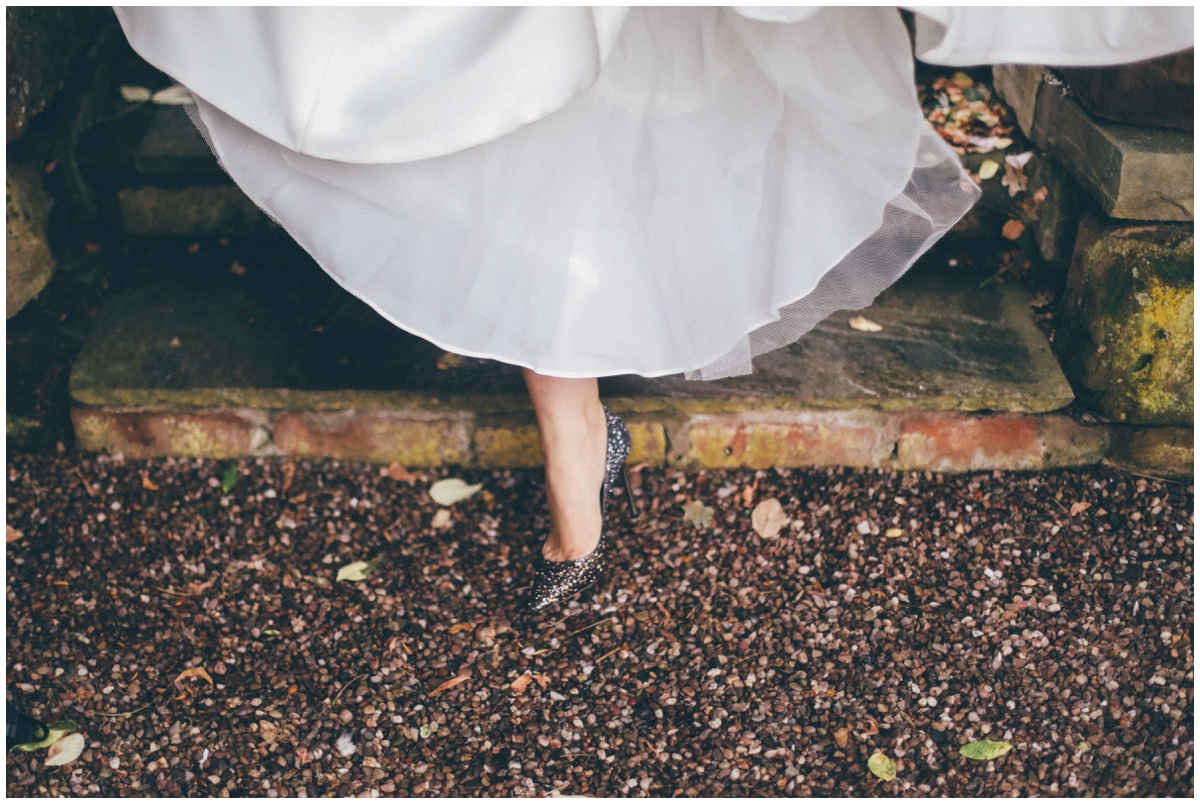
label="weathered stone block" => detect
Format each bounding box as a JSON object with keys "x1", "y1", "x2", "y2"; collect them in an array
[
  {"x1": 273, "y1": 411, "x2": 470, "y2": 464},
  {"x1": 991, "y1": 64, "x2": 1046, "y2": 136},
  {"x1": 1059, "y1": 50, "x2": 1193, "y2": 132},
  {"x1": 6, "y1": 162, "x2": 55, "y2": 318},
  {"x1": 119, "y1": 185, "x2": 272, "y2": 235},
  {"x1": 1055, "y1": 212, "x2": 1193, "y2": 425},
  {"x1": 135, "y1": 106, "x2": 227, "y2": 182},
  {"x1": 1028, "y1": 156, "x2": 1083, "y2": 268},
  {"x1": 683, "y1": 411, "x2": 894, "y2": 469},
  {"x1": 473, "y1": 416, "x2": 667, "y2": 468},
  {"x1": 72, "y1": 407, "x2": 267, "y2": 459},
  {"x1": 1030, "y1": 80, "x2": 1192, "y2": 221},
  {"x1": 6, "y1": 7, "x2": 106, "y2": 142},
  {"x1": 1106, "y1": 426, "x2": 1194, "y2": 480}
]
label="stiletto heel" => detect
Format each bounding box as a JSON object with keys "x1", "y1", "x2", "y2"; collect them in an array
[
  {"x1": 621, "y1": 466, "x2": 639, "y2": 519},
  {"x1": 522, "y1": 403, "x2": 633, "y2": 612}
]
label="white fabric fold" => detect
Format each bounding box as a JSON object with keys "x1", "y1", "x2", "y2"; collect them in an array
[{"x1": 113, "y1": 6, "x2": 1193, "y2": 379}]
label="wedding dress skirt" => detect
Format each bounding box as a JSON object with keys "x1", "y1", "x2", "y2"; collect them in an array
[{"x1": 113, "y1": 6, "x2": 1193, "y2": 380}]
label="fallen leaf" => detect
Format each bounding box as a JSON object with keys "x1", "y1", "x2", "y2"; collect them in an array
[
  {"x1": 884, "y1": 528, "x2": 904, "y2": 538},
  {"x1": 45, "y1": 732, "x2": 86, "y2": 766},
  {"x1": 436, "y1": 351, "x2": 465, "y2": 370},
  {"x1": 119, "y1": 85, "x2": 152, "y2": 103},
  {"x1": 534, "y1": 674, "x2": 551, "y2": 689},
  {"x1": 834, "y1": 727, "x2": 850, "y2": 748},
  {"x1": 220, "y1": 463, "x2": 239, "y2": 493},
  {"x1": 868, "y1": 751, "x2": 897, "y2": 781},
  {"x1": 1002, "y1": 162, "x2": 1028, "y2": 197},
  {"x1": 150, "y1": 84, "x2": 193, "y2": 105},
  {"x1": 258, "y1": 720, "x2": 279, "y2": 743},
  {"x1": 681, "y1": 500, "x2": 714, "y2": 530},
  {"x1": 1001, "y1": 219, "x2": 1026, "y2": 240},
  {"x1": 1077, "y1": 739, "x2": 1091, "y2": 753},
  {"x1": 6, "y1": 525, "x2": 23, "y2": 543},
  {"x1": 431, "y1": 508, "x2": 452, "y2": 529},
  {"x1": 337, "y1": 557, "x2": 381, "y2": 583},
  {"x1": 418, "y1": 724, "x2": 432, "y2": 739},
  {"x1": 1069, "y1": 501, "x2": 1092, "y2": 516},
  {"x1": 741, "y1": 478, "x2": 758, "y2": 508},
  {"x1": 977, "y1": 160, "x2": 1001, "y2": 180},
  {"x1": 13, "y1": 720, "x2": 78, "y2": 752},
  {"x1": 510, "y1": 674, "x2": 534, "y2": 693},
  {"x1": 174, "y1": 667, "x2": 214, "y2": 689},
  {"x1": 383, "y1": 463, "x2": 417, "y2": 483},
  {"x1": 1005, "y1": 151, "x2": 1034, "y2": 169},
  {"x1": 959, "y1": 739, "x2": 1013, "y2": 761},
  {"x1": 430, "y1": 672, "x2": 472, "y2": 696},
  {"x1": 448, "y1": 622, "x2": 475, "y2": 634},
  {"x1": 751, "y1": 498, "x2": 789, "y2": 539},
  {"x1": 429, "y1": 478, "x2": 483, "y2": 506},
  {"x1": 141, "y1": 474, "x2": 159, "y2": 491},
  {"x1": 848, "y1": 316, "x2": 883, "y2": 332}
]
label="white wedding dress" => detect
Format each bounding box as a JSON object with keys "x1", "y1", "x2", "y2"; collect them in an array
[{"x1": 113, "y1": 6, "x2": 1193, "y2": 380}]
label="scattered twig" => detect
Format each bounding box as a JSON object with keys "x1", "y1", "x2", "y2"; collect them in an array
[
  {"x1": 565, "y1": 616, "x2": 615, "y2": 640},
  {"x1": 329, "y1": 673, "x2": 368, "y2": 706}
]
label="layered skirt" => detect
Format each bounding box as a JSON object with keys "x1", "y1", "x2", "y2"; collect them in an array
[{"x1": 113, "y1": 6, "x2": 1193, "y2": 380}]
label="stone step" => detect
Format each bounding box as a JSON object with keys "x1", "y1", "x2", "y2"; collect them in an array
[
  {"x1": 992, "y1": 65, "x2": 1193, "y2": 222},
  {"x1": 68, "y1": 240, "x2": 1105, "y2": 471}
]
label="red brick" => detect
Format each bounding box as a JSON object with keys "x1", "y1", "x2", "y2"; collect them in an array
[
  {"x1": 273, "y1": 410, "x2": 469, "y2": 464},
  {"x1": 72, "y1": 408, "x2": 263, "y2": 459},
  {"x1": 897, "y1": 414, "x2": 1042, "y2": 471},
  {"x1": 683, "y1": 411, "x2": 893, "y2": 469}
]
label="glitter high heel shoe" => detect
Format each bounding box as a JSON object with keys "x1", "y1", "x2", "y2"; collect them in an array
[{"x1": 523, "y1": 403, "x2": 638, "y2": 613}]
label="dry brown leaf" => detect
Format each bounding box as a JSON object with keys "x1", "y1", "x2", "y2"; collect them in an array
[
  {"x1": 1001, "y1": 219, "x2": 1026, "y2": 240},
  {"x1": 258, "y1": 720, "x2": 279, "y2": 743},
  {"x1": 834, "y1": 727, "x2": 850, "y2": 749},
  {"x1": 448, "y1": 622, "x2": 475, "y2": 634},
  {"x1": 534, "y1": 674, "x2": 550, "y2": 689},
  {"x1": 510, "y1": 674, "x2": 534, "y2": 693},
  {"x1": 1002, "y1": 162, "x2": 1028, "y2": 197},
  {"x1": 141, "y1": 474, "x2": 159, "y2": 491},
  {"x1": 429, "y1": 671, "x2": 471, "y2": 696},
  {"x1": 1069, "y1": 501, "x2": 1092, "y2": 516},
  {"x1": 173, "y1": 667, "x2": 214, "y2": 688},
  {"x1": 6, "y1": 525, "x2": 23, "y2": 543},
  {"x1": 848, "y1": 316, "x2": 883, "y2": 333},
  {"x1": 282, "y1": 462, "x2": 296, "y2": 492},
  {"x1": 741, "y1": 478, "x2": 757, "y2": 508},
  {"x1": 383, "y1": 462, "x2": 417, "y2": 483},
  {"x1": 751, "y1": 498, "x2": 789, "y2": 539}
]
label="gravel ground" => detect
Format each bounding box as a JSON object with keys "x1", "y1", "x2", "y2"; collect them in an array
[{"x1": 5, "y1": 454, "x2": 1193, "y2": 797}]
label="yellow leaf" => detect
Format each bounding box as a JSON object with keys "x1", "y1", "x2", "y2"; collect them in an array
[
  {"x1": 429, "y1": 478, "x2": 483, "y2": 506},
  {"x1": 848, "y1": 316, "x2": 883, "y2": 333},
  {"x1": 884, "y1": 528, "x2": 904, "y2": 538},
  {"x1": 868, "y1": 751, "x2": 897, "y2": 781},
  {"x1": 977, "y1": 160, "x2": 1001, "y2": 180},
  {"x1": 681, "y1": 500, "x2": 714, "y2": 530}
]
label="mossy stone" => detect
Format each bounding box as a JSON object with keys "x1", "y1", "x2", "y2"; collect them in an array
[{"x1": 1055, "y1": 211, "x2": 1193, "y2": 424}]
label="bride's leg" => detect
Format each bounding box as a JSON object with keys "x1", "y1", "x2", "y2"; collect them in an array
[{"x1": 521, "y1": 368, "x2": 608, "y2": 561}]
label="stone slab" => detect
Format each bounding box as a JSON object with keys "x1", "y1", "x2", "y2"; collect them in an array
[
  {"x1": 1058, "y1": 51, "x2": 1193, "y2": 133},
  {"x1": 70, "y1": 253, "x2": 1076, "y2": 415},
  {"x1": 72, "y1": 407, "x2": 268, "y2": 459},
  {"x1": 119, "y1": 185, "x2": 273, "y2": 235},
  {"x1": 134, "y1": 105, "x2": 227, "y2": 182},
  {"x1": 1034, "y1": 94, "x2": 1193, "y2": 221},
  {"x1": 993, "y1": 64, "x2": 1193, "y2": 221}
]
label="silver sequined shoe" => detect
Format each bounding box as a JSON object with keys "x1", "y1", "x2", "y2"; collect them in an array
[{"x1": 523, "y1": 403, "x2": 638, "y2": 613}]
